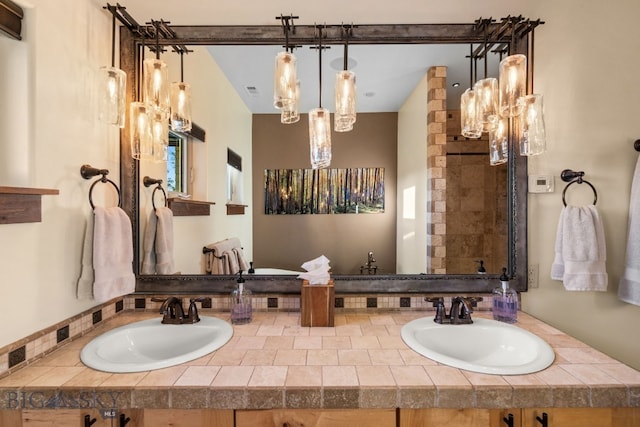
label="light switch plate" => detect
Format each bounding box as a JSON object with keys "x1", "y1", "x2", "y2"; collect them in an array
[{"x1": 528, "y1": 175, "x2": 554, "y2": 193}]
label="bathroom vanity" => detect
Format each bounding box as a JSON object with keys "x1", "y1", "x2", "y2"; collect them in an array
[{"x1": 0, "y1": 305, "x2": 638, "y2": 426}]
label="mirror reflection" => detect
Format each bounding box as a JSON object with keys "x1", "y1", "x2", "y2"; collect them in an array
[{"x1": 137, "y1": 41, "x2": 507, "y2": 276}]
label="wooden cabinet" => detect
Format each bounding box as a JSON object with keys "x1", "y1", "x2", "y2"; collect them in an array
[
  {"x1": 236, "y1": 409, "x2": 396, "y2": 427},
  {"x1": 399, "y1": 408, "x2": 521, "y2": 427},
  {"x1": 142, "y1": 409, "x2": 233, "y2": 426},
  {"x1": 522, "y1": 408, "x2": 640, "y2": 427},
  {"x1": 21, "y1": 409, "x2": 136, "y2": 426},
  {"x1": 5, "y1": 409, "x2": 231, "y2": 427},
  {"x1": 4, "y1": 407, "x2": 638, "y2": 426}
]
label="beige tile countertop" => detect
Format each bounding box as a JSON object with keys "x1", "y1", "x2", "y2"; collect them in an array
[{"x1": 1, "y1": 311, "x2": 639, "y2": 411}]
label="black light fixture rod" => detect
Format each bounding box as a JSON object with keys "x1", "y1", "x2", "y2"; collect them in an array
[
  {"x1": 277, "y1": 14, "x2": 298, "y2": 53},
  {"x1": 468, "y1": 43, "x2": 473, "y2": 88},
  {"x1": 110, "y1": 7, "x2": 116, "y2": 67},
  {"x1": 318, "y1": 25, "x2": 323, "y2": 108}
]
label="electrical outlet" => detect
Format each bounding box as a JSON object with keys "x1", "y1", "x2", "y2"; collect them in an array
[{"x1": 528, "y1": 263, "x2": 539, "y2": 288}]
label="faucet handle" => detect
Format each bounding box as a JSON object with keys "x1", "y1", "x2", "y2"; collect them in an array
[
  {"x1": 186, "y1": 297, "x2": 207, "y2": 323},
  {"x1": 425, "y1": 297, "x2": 446, "y2": 324},
  {"x1": 424, "y1": 296, "x2": 444, "y2": 307}
]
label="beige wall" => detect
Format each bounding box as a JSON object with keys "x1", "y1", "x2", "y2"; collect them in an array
[
  {"x1": 252, "y1": 113, "x2": 397, "y2": 274},
  {"x1": 397, "y1": 74, "x2": 428, "y2": 274},
  {"x1": 139, "y1": 47, "x2": 253, "y2": 274},
  {"x1": 523, "y1": 0, "x2": 640, "y2": 370},
  {"x1": 0, "y1": 0, "x2": 119, "y2": 346}
]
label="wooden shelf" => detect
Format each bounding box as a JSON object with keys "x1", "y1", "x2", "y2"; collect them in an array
[
  {"x1": 167, "y1": 198, "x2": 215, "y2": 216},
  {"x1": 0, "y1": 186, "x2": 59, "y2": 224},
  {"x1": 226, "y1": 203, "x2": 248, "y2": 215}
]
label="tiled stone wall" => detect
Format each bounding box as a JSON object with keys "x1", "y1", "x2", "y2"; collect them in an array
[
  {"x1": 445, "y1": 112, "x2": 509, "y2": 274},
  {"x1": 426, "y1": 66, "x2": 447, "y2": 274}
]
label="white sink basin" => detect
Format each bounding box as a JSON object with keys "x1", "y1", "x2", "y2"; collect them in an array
[
  {"x1": 81, "y1": 316, "x2": 233, "y2": 373},
  {"x1": 401, "y1": 317, "x2": 555, "y2": 375}
]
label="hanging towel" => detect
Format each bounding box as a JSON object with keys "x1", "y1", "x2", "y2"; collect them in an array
[
  {"x1": 234, "y1": 247, "x2": 250, "y2": 272},
  {"x1": 76, "y1": 214, "x2": 95, "y2": 299},
  {"x1": 93, "y1": 206, "x2": 135, "y2": 303},
  {"x1": 619, "y1": 156, "x2": 640, "y2": 305},
  {"x1": 154, "y1": 206, "x2": 175, "y2": 274},
  {"x1": 141, "y1": 209, "x2": 157, "y2": 275},
  {"x1": 551, "y1": 205, "x2": 608, "y2": 291}
]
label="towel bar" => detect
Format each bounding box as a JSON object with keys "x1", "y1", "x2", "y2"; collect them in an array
[
  {"x1": 81, "y1": 164, "x2": 121, "y2": 209},
  {"x1": 143, "y1": 176, "x2": 167, "y2": 210},
  {"x1": 560, "y1": 169, "x2": 597, "y2": 206}
]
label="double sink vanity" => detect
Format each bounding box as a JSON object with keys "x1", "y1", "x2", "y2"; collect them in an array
[{"x1": 1, "y1": 295, "x2": 639, "y2": 426}]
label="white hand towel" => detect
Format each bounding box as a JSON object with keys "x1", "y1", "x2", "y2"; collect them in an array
[
  {"x1": 618, "y1": 156, "x2": 640, "y2": 305},
  {"x1": 93, "y1": 206, "x2": 135, "y2": 303},
  {"x1": 141, "y1": 210, "x2": 157, "y2": 275},
  {"x1": 154, "y1": 207, "x2": 175, "y2": 274},
  {"x1": 76, "y1": 214, "x2": 94, "y2": 299},
  {"x1": 550, "y1": 207, "x2": 566, "y2": 280},
  {"x1": 554, "y1": 205, "x2": 608, "y2": 291}
]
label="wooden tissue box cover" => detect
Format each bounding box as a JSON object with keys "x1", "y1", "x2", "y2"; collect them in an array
[{"x1": 301, "y1": 279, "x2": 335, "y2": 327}]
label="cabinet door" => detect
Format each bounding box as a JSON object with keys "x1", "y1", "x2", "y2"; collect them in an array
[
  {"x1": 400, "y1": 408, "x2": 519, "y2": 427},
  {"x1": 142, "y1": 409, "x2": 234, "y2": 427},
  {"x1": 22, "y1": 409, "x2": 115, "y2": 426},
  {"x1": 522, "y1": 408, "x2": 637, "y2": 427},
  {"x1": 236, "y1": 409, "x2": 396, "y2": 427},
  {"x1": 1, "y1": 410, "x2": 23, "y2": 426}
]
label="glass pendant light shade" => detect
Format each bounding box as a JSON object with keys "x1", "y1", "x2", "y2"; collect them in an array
[
  {"x1": 520, "y1": 93, "x2": 547, "y2": 156},
  {"x1": 130, "y1": 102, "x2": 153, "y2": 160},
  {"x1": 474, "y1": 77, "x2": 499, "y2": 133},
  {"x1": 152, "y1": 111, "x2": 169, "y2": 163},
  {"x1": 308, "y1": 107, "x2": 332, "y2": 169},
  {"x1": 281, "y1": 80, "x2": 300, "y2": 124},
  {"x1": 499, "y1": 54, "x2": 527, "y2": 118},
  {"x1": 460, "y1": 89, "x2": 482, "y2": 139},
  {"x1": 273, "y1": 51, "x2": 298, "y2": 110},
  {"x1": 334, "y1": 70, "x2": 357, "y2": 132},
  {"x1": 489, "y1": 117, "x2": 509, "y2": 166},
  {"x1": 170, "y1": 81, "x2": 192, "y2": 132},
  {"x1": 143, "y1": 58, "x2": 170, "y2": 116},
  {"x1": 98, "y1": 66, "x2": 126, "y2": 128}
]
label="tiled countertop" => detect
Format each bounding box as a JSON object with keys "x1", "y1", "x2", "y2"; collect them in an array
[{"x1": 1, "y1": 311, "x2": 639, "y2": 411}]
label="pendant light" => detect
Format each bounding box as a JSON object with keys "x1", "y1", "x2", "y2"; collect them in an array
[
  {"x1": 143, "y1": 20, "x2": 170, "y2": 118},
  {"x1": 473, "y1": 25, "x2": 498, "y2": 133},
  {"x1": 130, "y1": 102, "x2": 153, "y2": 160},
  {"x1": 498, "y1": 53, "x2": 526, "y2": 118},
  {"x1": 460, "y1": 44, "x2": 482, "y2": 139},
  {"x1": 489, "y1": 116, "x2": 509, "y2": 165},
  {"x1": 519, "y1": 93, "x2": 546, "y2": 156},
  {"x1": 274, "y1": 15, "x2": 298, "y2": 111},
  {"x1": 309, "y1": 27, "x2": 331, "y2": 170},
  {"x1": 98, "y1": 4, "x2": 126, "y2": 128},
  {"x1": 334, "y1": 25, "x2": 356, "y2": 132},
  {"x1": 170, "y1": 48, "x2": 193, "y2": 132},
  {"x1": 281, "y1": 80, "x2": 300, "y2": 124}
]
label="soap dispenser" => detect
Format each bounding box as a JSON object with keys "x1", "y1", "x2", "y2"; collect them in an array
[
  {"x1": 492, "y1": 267, "x2": 518, "y2": 323},
  {"x1": 230, "y1": 271, "x2": 252, "y2": 324}
]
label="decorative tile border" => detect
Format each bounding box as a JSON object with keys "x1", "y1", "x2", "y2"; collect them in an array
[{"x1": 0, "y1": 292, "x2": 497, "y2": 380}]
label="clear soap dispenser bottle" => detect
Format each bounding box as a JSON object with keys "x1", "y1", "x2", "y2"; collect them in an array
[
  {"x1": 230, "y1": 271, "x2": 252, "y2": 324},
  {"x1": 492, "y1": 267, "x2": 518, "y2": 323}
]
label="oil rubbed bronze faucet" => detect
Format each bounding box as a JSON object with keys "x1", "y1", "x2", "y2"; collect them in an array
[
  {"x1": 425, "y1": 296, "x2": 483, "y2": 324},
  {"x1": 152, "y1": 297, "x2": 206, "y2": 324}
]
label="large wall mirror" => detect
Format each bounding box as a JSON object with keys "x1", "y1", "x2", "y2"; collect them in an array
[{"x1": 118, "y1": 21, "x2": 531, "y2": 294}]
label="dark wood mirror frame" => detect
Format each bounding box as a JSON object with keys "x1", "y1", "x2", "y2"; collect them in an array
[{"x1": 118, "y1": 22, "x2": 529, "y2": 295}]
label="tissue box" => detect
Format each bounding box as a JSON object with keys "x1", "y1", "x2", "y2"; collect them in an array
[{"x1": 301, "y1": 279, "x2": 335, "y2": 327}]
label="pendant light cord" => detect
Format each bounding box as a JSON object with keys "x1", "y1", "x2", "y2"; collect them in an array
[{"x1": 110, "y1": 10, "x2": 116, "y2": 67}]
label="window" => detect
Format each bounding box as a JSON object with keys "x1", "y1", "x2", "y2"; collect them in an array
[{"x1": 167, "y1": 131, "x2": 188, "y2": 193}]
